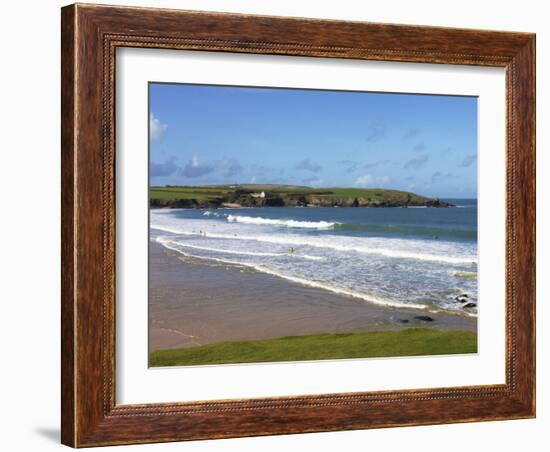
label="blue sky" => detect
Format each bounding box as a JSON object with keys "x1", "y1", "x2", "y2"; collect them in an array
[{"x1": 149, "y1": 83, "x2": 477, "y2": 198}]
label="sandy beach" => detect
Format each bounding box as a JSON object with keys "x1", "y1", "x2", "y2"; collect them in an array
[{"x1": 149, "y1": 240, "x2": 476, "y2": 352}]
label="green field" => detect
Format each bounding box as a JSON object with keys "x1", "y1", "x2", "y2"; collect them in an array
[
  {"x1": 150, "y1": 184, "x2": 333, "y2": 201},
  {"x1": 149, "y1": 184, "x2": 432, "y2": 206},
  {"x1": 150, "y1": 328, "x2": 477, "y2": 367},
  {"x1": 149, "y1": 186, "x2": 236, "y2": 200}
]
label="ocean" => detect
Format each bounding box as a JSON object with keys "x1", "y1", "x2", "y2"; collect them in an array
[{"x1": 150, "y1": 199, "x2": 478, "y2": 316}]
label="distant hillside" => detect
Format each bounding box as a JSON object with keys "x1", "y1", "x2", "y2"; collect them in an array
[{"x1": 150, "y1": 185, "x2": 453, "y2": 209}]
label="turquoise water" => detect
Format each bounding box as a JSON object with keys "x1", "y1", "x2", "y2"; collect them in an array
[{"x1": 151, "y1": 200, "x2": 477, "y2": 315}]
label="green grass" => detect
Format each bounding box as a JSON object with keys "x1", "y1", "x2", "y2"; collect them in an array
[
  {"x1": 149, "y1": 184, "x2": 430, "y2": 203},
  {"x1": 149, "y1": 186, "x2": 234, "y2": 200},
  {"x1": 327, "y1": 187, "x2": 427, "y2": 202},
  {"x1": 149, "y1": 184, "x2": 322, "y2": 201},
  {"x1": 150, "y1": 328, "x2": 477, "y2": 367}
]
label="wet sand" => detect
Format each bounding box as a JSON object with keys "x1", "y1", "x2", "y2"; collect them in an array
[{"x1": 149, "y1": 240, "x2": 476, "y2": 351}]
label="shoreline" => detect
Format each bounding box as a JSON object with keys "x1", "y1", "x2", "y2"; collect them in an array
[{"x1": 149, "y1": 240, "x2": 476, "y2": 352}]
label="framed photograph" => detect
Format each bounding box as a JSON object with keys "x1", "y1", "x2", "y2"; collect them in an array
[{"x1": 61, "y1": 3, "x2": 535, "y2": 447}]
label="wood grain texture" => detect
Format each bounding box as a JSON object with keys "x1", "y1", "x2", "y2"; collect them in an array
[
  {"x1": 60, "y1": 3, "x2": 536, "y2": 447},
  {"x1": 60, "y1": 5, "x2": 76, "y2": 446}
]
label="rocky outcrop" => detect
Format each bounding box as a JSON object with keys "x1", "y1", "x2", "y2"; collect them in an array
[
  {"x1": 425, "y1": 198, "x2": 452, "y2": 208},
  {"x1": 452, "y1": 294, "x2": 477, "y2": 310},
  {"x1": 414, "y1": 315, "x2": 435, "y2": 322},
  {"x1": 151, "y1": 195, "x2": 454, "y2": 209},
  {"x1": 150, "y1": 190, "x2": 454, "y2": 209}
]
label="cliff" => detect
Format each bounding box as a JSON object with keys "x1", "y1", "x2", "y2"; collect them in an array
[{"x1": 150, "y1": 185, "x2": 453, "y2": 209}]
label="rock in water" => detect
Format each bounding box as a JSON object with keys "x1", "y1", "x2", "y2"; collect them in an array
[{"x1": 414, "y1": 315, "x2": 435, "y2": 322}]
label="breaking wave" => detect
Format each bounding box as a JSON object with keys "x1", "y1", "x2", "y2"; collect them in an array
[{"x1": 227, "y1": 214, "x2": 336, "y2": 229}]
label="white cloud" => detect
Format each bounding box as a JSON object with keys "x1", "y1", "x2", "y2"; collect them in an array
[
  {"x1": 149, "y1": 112, "x2": 168, "y2": 141},
  {"x1": 150, "y1": 156, "x2": 179, "y2": 177},
  {"x1": 354, "y1": 175, "x2": 390, "y2": 187},
  {"x1": 303, "y1": 176, "x2": 323, "y2": 186},
  {"x1": 296, "y1": 158, "x2": 322, "y2": 173},
  {"x1": 219, "y1": 158, "x2": 243, "y2": 177},
  {"x1": 182, "y1": 154, "x2": 215, "y2": 178},
  {"x1": 354, "y1": 175, "x2": 373, "y2": 186}
]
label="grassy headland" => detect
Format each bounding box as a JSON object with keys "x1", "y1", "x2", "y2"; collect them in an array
[
  {"x1": 150, "y1": 328, "x2": 476, "y2": 366},
  {"x1": 150, "y1": 184, "x2": 452, "y2": 209}
]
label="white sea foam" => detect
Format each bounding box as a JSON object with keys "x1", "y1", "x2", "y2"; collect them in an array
[
  {"x1": 157, "y1": 238, "x2": 425, "y2": 310},
  {"x1": 150, "y1": 209, "x2": 478, "y2": 315},
  {"x1": 227, "y1": 214, "x2": 336, "y2": 229},
  {"x1": 156, "y1": 238, "x2": 324, "y2": 261},
  {"x1": 151, "y1": 224, "x2": 474, "y2": 265}
]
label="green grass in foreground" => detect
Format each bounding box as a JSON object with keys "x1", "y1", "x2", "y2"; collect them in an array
[{"x1": 150, "y1": 328, "x2": 477, "y2": 367}]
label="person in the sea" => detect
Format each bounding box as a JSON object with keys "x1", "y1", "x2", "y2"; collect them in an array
[{"x1": 288, "y1": 247, "x2": 295, "y2": 254}]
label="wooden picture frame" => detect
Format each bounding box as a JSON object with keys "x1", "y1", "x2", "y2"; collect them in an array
[{"x1": 61, "y1": 3, "x2": 535, "y2": 447}]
